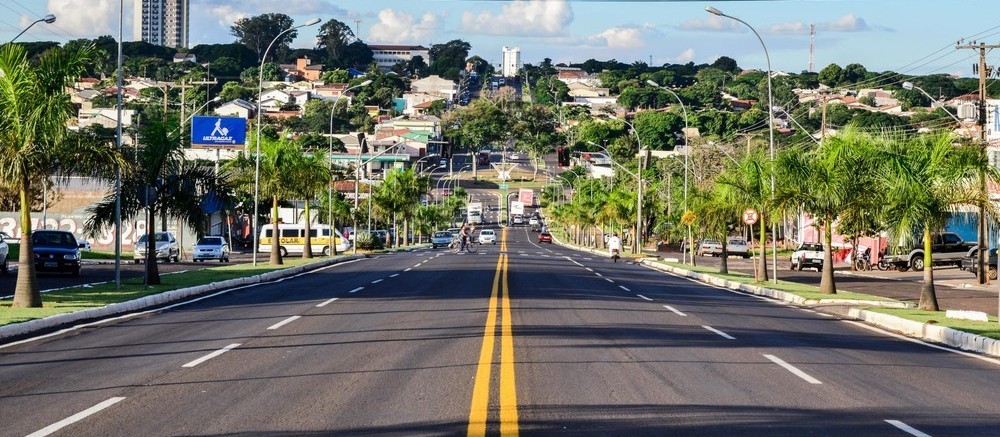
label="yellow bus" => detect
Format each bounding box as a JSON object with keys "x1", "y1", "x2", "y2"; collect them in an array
[{"x1": 258, "y1": 223, "x2": 351, "y2": 257}]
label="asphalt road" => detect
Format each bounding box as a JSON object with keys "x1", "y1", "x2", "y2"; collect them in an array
[{"x1": 1, "y1": 223, "x2": 998, "y2": 436}]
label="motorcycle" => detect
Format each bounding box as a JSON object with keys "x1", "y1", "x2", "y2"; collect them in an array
[{"x1": 611, "y1": 248, "x2": 620, "y2": 263}]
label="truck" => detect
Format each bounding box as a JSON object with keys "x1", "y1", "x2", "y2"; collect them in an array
[
  {"x1": 882, "y1": 232, "x2": 973, "y2": 272},
  {"x1": 790, "y1": 243, "x2": 825, "y2": 271},
  {"x1": 467, "y1": 202, "x2": 483, "y2": 224}
]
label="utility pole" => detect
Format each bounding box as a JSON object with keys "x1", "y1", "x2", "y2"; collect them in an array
[{"x1": 956, "y1": 41, "x2": 999, "y2": 285}]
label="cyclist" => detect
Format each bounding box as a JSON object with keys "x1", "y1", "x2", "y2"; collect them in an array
[
  {"x1": 459, "y1": 223, "x2": 470, "y2": 251},
  {"x1": 608, "y1": 232, "x2": 622, "y2": 262}
]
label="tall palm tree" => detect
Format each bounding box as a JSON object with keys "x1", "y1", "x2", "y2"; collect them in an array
[
  {"x1": 0, "y1": 43, "x2": 121, "y2": 307},
  {"x1": 315, "y1": 189, "x2": 353, "y2": 254},
  {"x1": 290, "y1": 150, "x2": 330, "y2": 259},
  {"x1": 87, "y1": 110, "x2": 226, "y2": 285},
  {"x1": 717, "y1": 149, "x2": 772, "y2": 282},
  {"x1": 873, "y1": 131, "x2": 991, "y2": 310},
  {"x1": 224, "y1": 134, "x2": 298, "y2": 265},
  {"x1": 695, "y1": 185, "x2": 740, "y2": 274}
]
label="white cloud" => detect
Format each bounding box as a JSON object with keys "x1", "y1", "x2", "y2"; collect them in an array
[
  {"x1": 46, "y1": 0, "x2": 124, "y2": 37},
  {"x1": 673, "y1": 48, "x2": 696, "y2": 63},
  {"x1": 821, "y1": 13, "x2": 869, "y2": 32},
  {"x1": 196, "y1": 0, "x2": 347, "y2": 28},
  {"x1": 586, "y1": 25, "x2": 652, "y2": 49},
  {"x1": 368, "y1": 9, "x2": 439, "y2": 44},
  {"x1": 461, "y1": 0, "x2": 573, "y2": 37},
  {"x1": 678, "y1": 15, "x2": 744, "y2": 33}
]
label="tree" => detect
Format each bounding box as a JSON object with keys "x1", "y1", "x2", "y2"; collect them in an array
[
  {"x1": 634, "y1": 110, "x2": 684, "y2": 150},
  {"x1": 231, "y1": 13, "x2": 297, "y2": 62},
  {"x1": 317, "y1": 19, "x2": 355, "y2": 66},
  {"x1": 224, "y1": 134, "x2": 300, "y2": 265},
  {"x1": 710, "y1": 56, "x2": 739, "y2": 74},
  {"x1": 872, "y1": 131, "x2": 991, "y2": 310},
  {"x1": 87, "y1": 109, "x2": 225, "y2": 284},
  {"x1": 321, "y1": 69, "x2": 352, "y2": 84},
  {"x1": 428, "y1": 40, "x2": 471, "y2": 81},
  {"x1": 842, "y1": 63, "x2": 868, "y2": 85},
  {"x1": 219, "y1": 81, "x2": 253, "y2": 102},
  {"x1": 289, "y1": 150, "x2": 330, "y2": 258},
  {"x1": 341, "y1": 41, "x2": 373, "y2": 69},
  {"x1": 716, "y1": 148, "x2": 773, "y2": 282},
  {"x1": 445, "y1": 100, "x2": 512, "y2": 179},
  {"x1": 818, "y1": 63, "x2": 844, "y2": 87},
  {"x1": 0, "y1": 43, "x2": 122, "y2": 308}
]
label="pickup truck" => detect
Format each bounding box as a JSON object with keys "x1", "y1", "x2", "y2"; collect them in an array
[
  {"x1": 882, "y1": 232, "x2": 973, "y2": 272},
  {"x1": 697, "y1": 237, "x2": 751, "y2": 258},
  {"x1": 790, "y1": 243, "x2": 824, "y2": 271}
]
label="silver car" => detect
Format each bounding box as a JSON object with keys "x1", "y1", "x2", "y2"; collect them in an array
[
  {"x1": 192, "y1": 236, "x2": 230, "y2": 262},
  {"x1": 133, "y1": 232, "x2": 180, "y2": 263},
  {"x1": 0, "y1": 231, "x2": 9, "y2": 274}
]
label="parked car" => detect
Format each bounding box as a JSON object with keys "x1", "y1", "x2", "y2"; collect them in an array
[
  {"x1": 133, "y1": 232, "x2": 180, "y2": 263},
  {"x1": 727, "y1": 237, "x2": 752, "y2": 258},
  {"x1": 432, "y1": 231, "x2": 453, "y2": 249},
  {"x1": 960, "y1": 246, "x2": 998, "y2": 280},
  {"x1": 696, "y1": 239, "x2": 722, "y2": 256},
  {"x1": 32, "y1": 230, "x2": 81, "y2": 276},
  {"x1": 882, "y1": 232, "x2": 973, "y2": 272},
  {"x1": 192, "y1": 236, "x2": 230, "y2": 262},
  {"x1": 77, "y1": 239, "x2": 92, "y2": 252},
  {"x1": 790, "y1": 243, "x2": 825, "y2": 271},
  {"x1": 538, "y1": 231, "x2": 553, "y2": 244},
  {"x1": 0, "y1": 231, "x2": 9, "y2": 274},
  {"x1": 478, "y1": 229, "x2": 497, "y2": 245}
]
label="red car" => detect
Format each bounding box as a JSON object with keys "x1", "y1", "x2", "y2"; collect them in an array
[{"x1": 538, "y1": 232, "x2": 552, "y2": 244}]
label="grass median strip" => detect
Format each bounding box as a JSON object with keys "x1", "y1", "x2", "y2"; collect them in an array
[
  {"x1": 864, "y1": 308, "x2": 1000, "y2": 341},
  {"x1": 661, "y1": 261, "x2": 898, "y2": 303},
  {"x1": 0, "y1": 257, "x2": 330, "y2": 327}
]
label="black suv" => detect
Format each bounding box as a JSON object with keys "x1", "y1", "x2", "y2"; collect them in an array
[
  {"x1": 960, "y1": 246, "x2": 998, "y2": 280},
  {"x1": 33, "y1": 230, "x2": 82, "y2": 276}
]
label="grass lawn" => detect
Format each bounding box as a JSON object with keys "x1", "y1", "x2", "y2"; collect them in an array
[
  {"x1": 866, "y1": 308, "x2": 1000, "y2": 340},
  {"x1": 660, "y1": 261, "x2": 898, "y2": 303},
  {"x1": 0, "y1": 257, "x2": 332, "y2": 327}
]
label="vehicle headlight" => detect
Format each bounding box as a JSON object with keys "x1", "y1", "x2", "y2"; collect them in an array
[{"x1": 64, "y1": 253, "x2": 77, "y2": 260}]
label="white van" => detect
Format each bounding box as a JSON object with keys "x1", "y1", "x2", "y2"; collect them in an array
[{"x1": 258, "y1": 223, "x2": 351, "y2": 257}]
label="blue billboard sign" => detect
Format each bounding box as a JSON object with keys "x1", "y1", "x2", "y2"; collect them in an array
[{"x1": 191, "y1": 116, "x2": 246, "y2": 148}]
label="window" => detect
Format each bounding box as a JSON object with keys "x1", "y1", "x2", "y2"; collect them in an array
[
  {"x1": 281, "y1": 229, "x2": 299, "y2": 238},
  {"x1": 308, "y1": 229, "x2": 318, "y2": 238},
  {"x1": 942, "y1": 234, "x2": 962, "y2": 244}
]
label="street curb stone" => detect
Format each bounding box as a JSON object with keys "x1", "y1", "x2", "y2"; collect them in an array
[
  {"x1": 550, "y1": 234, "x2": 998, "y2": 359},
  {"x1": 0, "y1": 255, "x2": 364, "y2": 342}
]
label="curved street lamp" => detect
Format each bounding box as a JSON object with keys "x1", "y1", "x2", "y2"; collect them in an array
[
  {"x1": 253, "y1": 17, "x2": 321, "y2": 266},
  {"x1": 327, "y1": 79, "x2": 372, "y2": 256},
  {"x1": 706, "y1": 5, "x2": 777, "y2": 283},
  {"x1": 9, "y1": 14, "x2": 56, "y2": 43},
  {"x1": 646, "y1": 80, "x2": 691, "y2": 264}
]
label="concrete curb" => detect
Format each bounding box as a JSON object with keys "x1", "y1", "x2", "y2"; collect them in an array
[
  {"x1": 848, "y1": 308, "x2": 1000, "y2": 358},
  {"x1": 550, "y1": 235, "x2": 999, "y2": 359},
  {"x1": 0, "y1": 254, "x2": 364, "y2": 342}
]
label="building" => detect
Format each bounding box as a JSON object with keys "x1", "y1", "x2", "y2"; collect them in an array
[
  {"x1": 214, "y1": 99, "x2": 256, "y2": 119},
  {"x1": 501, "y1": 46, "x2": 520, "y2": 78},
  {"x1": 133, "y1": 0, "x2": 189, "y2": 48},
  {"x1": 410, "y1": 75, "x2": 458, "y2": 100},
  {"x1": 368, "y1": 45, "x2": 430, "y2": 71},
  {"x1": 279, "y1": 57, "x2": 325, "y2": 82}
]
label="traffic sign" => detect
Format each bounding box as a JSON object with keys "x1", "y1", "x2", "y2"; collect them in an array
[
  {"x1": 499, "y1": 183, "x2": 508, "y2": 190},
  {"x1": 743, "y1": 208, "x2": 759, "y2": 225}
]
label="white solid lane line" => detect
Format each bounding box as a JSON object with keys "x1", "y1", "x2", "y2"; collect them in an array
[
  {"x1": 702, "y1": 325, "x2": 736, "y2": 340},
  {"x1": 662, "y1": 305, "x2": 687, "y2": 317},
  {"x1": 371, "y1": 279, "x2": 384, "y2": 284},
  {"x1": 414, "y1": 264, "x2": 422, "y2": 268},
  {"x1": 390, "y1": 273, "x2": 399, "y2": 278},
  {"x1": 404, "y1": 268, "x2": 412, "y2": 272},
  {"x1": 637, "y1": 294, "x2": 653, "y2": 301},
  {"x1": 619, "y1": 285, "x2": 631, "y2": 292},
  {"x1": 763, "y1": 354, "x2": 822, "y2": 384},
  {"x1": 585, "y1": 268, "x2": 593, "y2": 272},
  {"x1": 349, "y1": 287, "x2": 364, "y2": 293},
  {"x1": 267, "y1": 315, "x2": 301, "y2": 330},
  {"x1": 885, "y1": 420, "x2": 933, "y2": 437},
  {"x1": 316, "y1": 297, "x2": 339, "y2": 308},
  {"x1": 27, "y1": 397, "x2": 127, "y2": 437},
  {"x1": 182, "y1": 343, "x2": 241, "y2": 368}
]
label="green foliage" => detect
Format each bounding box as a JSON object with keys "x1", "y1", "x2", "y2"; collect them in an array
[
  {"x1": 818, "y1": 63, "x2": 844, "y2": 87},
  {"x1": 317, "y1": 19, "x2": 356, "y2": 67},
  {"x1": 190, "y1": 43, "x2": 259, "y2": 70},
  {"x1": 219, "y1": 81, "x2": 253, "y2": 102},
  {"x1": 634, "y1": 110, "x2": 684, "y2": 150},
  {"x1": 354, "y1": 231, "x2": 383, "y2": 250},
  {"x1": 428, "y1": 40, "x2": 471, "y2": 81},
  {"x1": 231, "y1": 13, "x2": 297, "y2": 62},
  {"x1": 531, "y1": 76, "x2": 570, "y2": 106},
  {"x1": 321, "y1": 69, "x2": 352, "y2": 84}
]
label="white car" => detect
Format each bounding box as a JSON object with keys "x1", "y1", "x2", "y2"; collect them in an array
[
  {"x1": 478, "y1": 229, "x2": 497, "y2": 245},
  {"x1": 192, "y1": 236, "x2": 230, "y2": 262}
]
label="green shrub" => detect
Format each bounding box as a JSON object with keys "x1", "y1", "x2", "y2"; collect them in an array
[{"x1": 354, "y1": 232, "x2": 384, "y2": 250}]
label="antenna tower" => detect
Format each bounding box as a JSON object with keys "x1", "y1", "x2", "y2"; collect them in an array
[
  {"x1": 809, "y1": 24, "x2": 815, "y2": 72},
  {"x1": 354, "y1": 19, "x2": 362, "y2": 40}
]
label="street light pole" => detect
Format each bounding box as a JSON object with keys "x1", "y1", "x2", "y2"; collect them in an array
[
  {"x1": 647, "y1": 80, "x2": 690, "y2": 264},
  {"x1": 253, "y1": 18, "x2": 321, "y2": 266},
  {"x1": 619, "y1": 120, "x2": 644, "y2": 255},
  {"x1": 328, "y1": 80, "x2": 372, "y2": 257},
  {"x1": 707, "y1": 5, "x2": 777, "y2": 283},
  {"x1": 114, "y1": 1, "x2": 123, "y2": 290},
  {"x1": 9, "y1": 14, "x2": 56, "y2": 44}
]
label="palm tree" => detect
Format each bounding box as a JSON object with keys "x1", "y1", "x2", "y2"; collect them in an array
[
  {"x1": 0, "y1": 43, "x2": 122, "y2": 307},
  {"x1": 717, "y1": 149, "x2": 772, "y2": 282},
  {"x1": 224, "y1": 134, "x2": 298, "y2": 265},
  {"x1": 87, "y1": 110, "x2": 226, "y2": 285},
  {"x1": 290, "y1": 150, "x2": 330, "y2": 259},
  {"x1": 873, "y1": 131, "x2": 991, "y2": 310},
  {"x1": 695, "y1": 185, "x2": 740, "y2": 274},
  {"x1": 315, "y1": 189, "x2": 353, "y2": 254}
]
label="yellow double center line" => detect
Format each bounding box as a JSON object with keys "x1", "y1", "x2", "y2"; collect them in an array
[{"x1": 468, "y1": 228, "x2": 519, "y2": 437}]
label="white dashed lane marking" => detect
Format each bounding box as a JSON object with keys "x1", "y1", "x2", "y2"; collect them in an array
[
  {"x1": 349, "y1": 287, "x2": 364, "y2": 293},
  {"x1": 316, "y1": 297, "x2": 339, "y2": 307},
  {"x1": 702, "y1": 325, "x2": 736, "y2": 340},
  {"x1": 267, "y1": 316, "x2": 301, "y2": 330},
  {"x1": 182, "y1": 343, "x2": 241, "y2": 368},
  {"x1": 662, "y1": 305, "x2": 687, "y2": 316},
  {"x1": 27, "y1": 397, "x2": 127, "y2": 437},
  {"x1": 619, "y1": 286, "x2": 631, "y2": 292},
  {"x1": 763, "y1": 354, "x2": 823, "y2": 384},
  {"x1": 637, "y1": 294, "x2": 652, "y2": 301},
  {"x1": 885, "y1": 420, "x2": 932, "y2": 437},
  {"x1": 390, "y1": 274, "x2": 399, "y2": 278}
]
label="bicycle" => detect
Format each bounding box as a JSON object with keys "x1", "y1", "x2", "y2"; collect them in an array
[
  {"x1": 854, "y1": 257, "x2": 871, "y2": 271},
  {"x1": 450, "y1": 237, "x2": 479, "y2": 253}
]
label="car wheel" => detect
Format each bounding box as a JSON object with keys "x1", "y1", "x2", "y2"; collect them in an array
[
  {"x1": 279, "y1": 247, "x2": 288, "y2": 257},
  {"x1": 988, "y1": 267, "x2": 999, "y2": 280},
  {"x1": 896, "y1": 265, "x2": 909, "y2": 272},
  {"x1": 172, "y1": 255, "x2": 179, "y2": 262},
  {"x1": 323, "y1": 246, "x2": 331, "y2": 256},
  {"x1": 134, "y1": 259, "x2": 140, "y2": 264},
  {"x1": 743, "y1": 254, "x2": 750, "y2": 259},
  {"x1": 72, "y1": 267, "x2": 80, "y2": 277},
  {"x1": 911, "y1": 257, "x2": 925, "y2": 272},
  {"x1": 796, "y1": 262, "x2": 803, "y2": 271}
]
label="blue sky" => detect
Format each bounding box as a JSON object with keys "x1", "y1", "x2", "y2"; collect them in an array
[{"x1": 0, "y1": 1, "x2": 996, "y2": 78}]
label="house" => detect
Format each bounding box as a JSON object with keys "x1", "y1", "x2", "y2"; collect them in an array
[
  {"x1": 74, "y1": 77, "x2": 101, "y2": 90},
  {"x1": 77, "y1": 103, "x2": 134, "y2": 130},
  {"x1": 173, "y1": 53, "x2": 197, "y2": 63},
  {"x1": 566, "y1": 82, "x2": 610, "y2": 98},
  {"x1": 410, "y1": 75, "x2": 457, "y2": 100},
  {"x1": 402, "y1": 92, "x2": 442, "y2": 116},
  {"x1": 71, "y1": 89, "x2": 102, "y2": 105},
  {"x1": 315, "y1": 83, "x2": 349, "y2": 100},
  {"x1": 412, "y1": 99, "x2": 443, "y2": 116},
  {"x1": 214, "y1": 99, "x2": 256, "y2": 119},
  {"x1": 729, "y1": 99, "x2": 755, "y2": 112},
  {"x1": 946, "y1": 93, "x2": 980, "y2": 120},
  {"x1": 556, "y1": 67, "x2": 601, "y2": 87},
  {"x1": 257, "y1": 89, "x2": 311, "y2": 113},
  {"x1": 368, "y1": 44, "x2": 431, "y2": 71},
  {"x1": 858, "y1": 88, "x2": 900, "y2": 108},
  {"x1": 290, "y1": 57, "x2": 324, "y2": 81}
]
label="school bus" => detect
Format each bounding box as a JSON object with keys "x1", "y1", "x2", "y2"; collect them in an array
[{"x1": 258, "y1": 223, "x2": 351, "y2": 257}]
